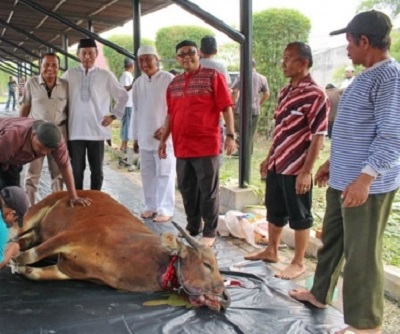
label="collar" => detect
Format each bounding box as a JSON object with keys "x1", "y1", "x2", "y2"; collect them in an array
[
  {"x1": 184, "y1": 65, "x2": 201, "y2": 77},
  {"x1": 161, "y1": 256, "x2": 180, "y2": 290},
  {"x1": 79, "y1": 65, "x2": 97, "y2": 73},
  {"x1": 39, "y1": 75, "x2": 59, "y2": 87}
]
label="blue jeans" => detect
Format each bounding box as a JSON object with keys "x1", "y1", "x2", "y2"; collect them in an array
[{"x1": 5, "y1": 91, "x2": 16, "y2": 110}]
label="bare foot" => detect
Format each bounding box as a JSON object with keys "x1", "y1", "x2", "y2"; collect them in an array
[
  {"x1": 200, "y1": 237, "x2": 216, "y2": 247},
  {"x1": 153, "y1": 215, "x2": 172, "y2": 223},
  {"x1": 140, "y1": 211, "x2": 157, "y2": 219},
  {"x1": 334, "y1": 326, "x2": 382, "y2": 334},
  {"x1": 275, "y1": 263, "x2": 305, "y2": 280},
  {"x1": 244, "y1": 249, "x2": 278, "y2": 263},
  {"x1": 289, "y1": 288, "x2": 327, "y2": 308}
]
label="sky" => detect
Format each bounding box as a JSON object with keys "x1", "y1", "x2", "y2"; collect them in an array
[{"x1": 103, "y1": 0, "x2": 365, "y2": 51}]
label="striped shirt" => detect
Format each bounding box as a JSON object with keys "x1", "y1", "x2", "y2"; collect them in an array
[
  {"x1": 268, "y1": 74, "x2": 328, "y2": 175},
  {"x1": 330, "y1": 58, "x2": 400, "y2": 193}
]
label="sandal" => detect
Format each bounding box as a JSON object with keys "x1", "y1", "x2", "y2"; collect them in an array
[{"x1": 153, "y1": 215, "x2": 172, "y2": 223}]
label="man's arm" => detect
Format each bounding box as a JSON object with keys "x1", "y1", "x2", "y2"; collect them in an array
[
  {"x1": 222, "y1": 106, "x2": 237, "y2": 155},
  {"x1": 0, "y1": 242, "x2": 19, "y2": 269},
  {"x1": 20, "y1": 104, "x2": 31, "y2": 117},
  {"x1": 58, "y1": 164, "x2": 91, "y2": 207}
]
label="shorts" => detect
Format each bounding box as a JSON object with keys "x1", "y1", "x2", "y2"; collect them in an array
[{"x1": 265, "y1": 170, "x2": 313, "y2": 230}]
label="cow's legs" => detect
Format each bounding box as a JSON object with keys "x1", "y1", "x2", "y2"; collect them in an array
[
  {"x1": 15, "y1": 234, "x2": 68, "y2": 265},
  {"x1": 18, "y1": 229, "x2": 40, "y2": 250},
  {"x1": 16, "y1": 265, "x2": 71, "y2": 280}
]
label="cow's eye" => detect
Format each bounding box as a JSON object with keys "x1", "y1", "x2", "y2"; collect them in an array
[{"x1": 203, "y1": 262, "x2": 213, "y2": 272}]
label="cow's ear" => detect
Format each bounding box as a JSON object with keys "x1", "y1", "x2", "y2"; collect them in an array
[{"x1": 160, "y1": 232, "x2": 188, "y2": 257}]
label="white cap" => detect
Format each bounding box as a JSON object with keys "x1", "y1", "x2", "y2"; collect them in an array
[
  {"x1": 137, "y1": 45, "x2": 158, "y2": 58},
  {"x1": 345, "y1": 65, "x2": 355, "y2": 72}
]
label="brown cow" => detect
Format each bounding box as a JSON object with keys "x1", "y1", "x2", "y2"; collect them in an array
[{"x1": 9, "y1": 190, "x2": 230, "y2": 311}]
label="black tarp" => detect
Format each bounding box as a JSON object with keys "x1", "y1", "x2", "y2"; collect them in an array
[{"x1": 0, "y1": 164, "x2": 345, "y2": 333}]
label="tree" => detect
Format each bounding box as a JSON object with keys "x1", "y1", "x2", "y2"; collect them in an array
[
  {"x1": 358, "y1": 0, "x2": 400, "y2": 16},
  {"x1": 155, "y1": 25, "x2": 214, "y2": 71},
  {"x1": 218, "y1": 42, "x2": 240, "y2": 71},
  {"x1": 103, "y1": 35, "x2": 153, "y2": 77},
  {"x1": 252, "y1": 8, "x2": 311, "y2": 136}
]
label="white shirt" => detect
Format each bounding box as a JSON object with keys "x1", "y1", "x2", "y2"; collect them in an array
[
  {"x1": 200, "y1": 58, "x2": 231, "y2": 86},
  {"x1": 132, "y1": 70, "x2": 174, "y2": 151},
  {"x1": 62, "y1": 65, "x2": 128, "y2": 140},
  {"x1": 119, "y1": 70, "x2": 134, "y2": 107}
]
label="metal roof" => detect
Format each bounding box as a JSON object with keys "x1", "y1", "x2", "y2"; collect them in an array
[{"x1": 0, "y1": 0, "x2": 172, "y2": 70}]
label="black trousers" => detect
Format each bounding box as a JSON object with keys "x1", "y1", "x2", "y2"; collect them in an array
[
  {"x1": 68, "y1": 140, "x2": 104, "y2": 190},
  {"x1": 176, "y1": 156, "x2": 219, "y2": 238},
  {"x1": 0, "y1": 164, "x2": 22, "y2": 190}
]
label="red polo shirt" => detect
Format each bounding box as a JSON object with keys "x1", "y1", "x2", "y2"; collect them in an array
[{"x1": 167, "y1": 66, "x2": 232, "y2": 158}]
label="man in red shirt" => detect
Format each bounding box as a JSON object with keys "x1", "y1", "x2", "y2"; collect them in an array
[{"x1": 158, "y1": 40, "x2": 236, "y2": 247}]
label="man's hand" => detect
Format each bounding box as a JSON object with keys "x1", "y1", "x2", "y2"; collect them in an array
[
  {"x1": 101, "y1": 115, "x2": 115, "y2": 127},
  {"x1": 296, "y1": 171, "x2": 312, "y2": 194},
  {"x1": 314, "y1": 160, "x2": 330, "y2": 187},
  {"x1": 342, "y1": 173, "x2": 374, "y2": 207},
  {"x1": 224, "y1": 136, "x2": 237, "y2": 156},
  {"x1": 69, "y1": 197, "x2": 92, "y2": 207},
  {"x1": 259, "y1": 158, "x2": 268, "y2": 179},
  {"x1": 158, "y1": 141, "x2": 167, "y2": 159}
]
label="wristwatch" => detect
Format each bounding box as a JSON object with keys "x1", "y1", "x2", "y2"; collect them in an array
[{"x1": 226, "y1": 133, "x2": 235, "y2": 139}]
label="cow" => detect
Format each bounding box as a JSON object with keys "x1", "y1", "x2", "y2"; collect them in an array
[{"x1": 9, "y1": 190, "x2": 230, "y2": 312}]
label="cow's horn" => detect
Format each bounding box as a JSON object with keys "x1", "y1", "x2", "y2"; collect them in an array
[{"x1": 172, "y1": 221, "x2": 202, "y2": 250}]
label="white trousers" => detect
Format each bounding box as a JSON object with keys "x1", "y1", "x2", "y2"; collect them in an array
[{"x1": 140, "y1": 149, "x2": 176, "y2": 216}]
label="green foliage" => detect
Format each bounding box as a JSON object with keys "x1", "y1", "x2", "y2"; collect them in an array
[
  {"x1": 390, "y1": 30, "x2": 400, "y2": 61},
  {"x1": 252, "y1": 8, "x2": 311, "y2": 136},
  {"x1": 218, "y1": 42, "x2": 240, "y2": 71},
  {"x1": 358, "y1": 0, "x2": 400, "y2": 16},
  {"x1": 103, "y1": 35, "x2": 154, "y2": 77},
  {"x1": 155, "y1": 25, "x2": 214, "y2": 70}
]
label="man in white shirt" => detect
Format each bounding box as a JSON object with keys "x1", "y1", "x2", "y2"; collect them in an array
[
  {"x1": 132, "y1": 45, "x2": 175, "y2": 223},
  {"x1": 119, "y1": 57, "x2": 134, "y2": 153},
  {"x1": 62, "y1": 38, "x2": 128, "y2": 190},
  {"x1": 340, "y1": 65, "x2": 355, "y2": 89}
]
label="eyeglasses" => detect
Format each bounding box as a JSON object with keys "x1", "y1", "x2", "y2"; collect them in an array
[
  {"x1": 281, "y1": 57, "x2": 302, "y2": 64},
  {"x1": 176, "y1": 50, "x2": 197, "y2": 58}
]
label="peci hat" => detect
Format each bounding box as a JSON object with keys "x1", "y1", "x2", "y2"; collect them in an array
[
  {"x1": 175, "y1": 40, "x2": 197, "y2": 53},
  {"x1": 345, "y1": 65, "x2": 355, "y2": 72},
  {"x1": 78, "y1": 38, "x2": 97, "y2": 49},
  {"x1": 137, "y1": 45, "x2": 158, "y2": 58},
  {"x1": 1, "y1": 186, "x2": 30, "y2": 227},
  {"x1": 124, "y1": 57, "x2": 134, "y2": 67},
  {"x1": 32, "y1": 120, "x2": 61, "y2": 149},
  {"x1": 330, "y1": 10, "x2": 392, "y2": 37}
]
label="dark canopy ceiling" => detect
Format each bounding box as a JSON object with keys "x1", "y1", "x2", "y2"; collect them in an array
[{"x1": 0, "y1": 0, "x2": 172, "y2": 70}]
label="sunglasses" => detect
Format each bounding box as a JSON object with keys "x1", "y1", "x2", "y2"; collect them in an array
[{"x1": 176, "y1": 50, "x2": 197, "y2": 58}]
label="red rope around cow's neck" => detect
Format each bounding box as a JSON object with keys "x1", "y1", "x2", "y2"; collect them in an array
[{"x1": 161, "y1": 256, "x2": 179, "y2": 290}]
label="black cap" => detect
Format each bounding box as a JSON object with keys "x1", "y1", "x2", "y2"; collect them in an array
[
  {"x1": 176, "y1": 40, "x2": 197, "y2": 53},
  {"x1": 330, "y1": 10, "x2": 392, "y2": 37},
  {"x1": 32, "y1": 120, "x2": 61, "y2": 149},
  {"x1": 1, "y1": 186, "x2": 30, "y2": 227},
  {"x1": 78, "y1": 38, "x2": 97, "y2": 49}
]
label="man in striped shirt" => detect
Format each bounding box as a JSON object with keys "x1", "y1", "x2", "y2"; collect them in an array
[
  {"x1": 290, "y1": 11, "x2": 400, "y2": 334},
  {"x1": 244, "y1": 42, "x2": 329, "y2": 280}
]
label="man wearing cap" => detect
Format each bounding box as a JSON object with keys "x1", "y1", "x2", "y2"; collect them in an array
[
  {"x1": 20, "y1": 52, "x2": 68, "y2": 204},
  {"x1": 62, "y1": 38, "x2": 128, "y2": 190},
  {"x1": 119, "y1": 57, "x2": 135, "y2": 153},
  {"x1": 132, "y1": 45, "x2": 175, "y2": 223},
  {"x1": 0, "y1": 117, "x2": 91, "y2": 207},
  {"x1": 158, "y1": 40, "x2": 236, "y2": 247},
  {"x1": 0, "y1": 186, "x2": 30, "y2": 269},
  {"x1": 290, "y1": 10, "x2": 400, "y2": 334}
]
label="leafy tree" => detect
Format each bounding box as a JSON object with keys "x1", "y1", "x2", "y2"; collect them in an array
[
  {"x1": 155, "y1": 25, "x2": 214, "y2": 71},
  {"x1": 218, "y1": 42, "x2": 240, "y2": 71},
  {"x1": 358, "y1": 0, "x2": 400, "y2": 16},
  {"x1": 252, "y1": 8, "x2": 311, "y2": 136},
  {"x1": 103, "y1": 35, "x2": 153, "y2": 77}
]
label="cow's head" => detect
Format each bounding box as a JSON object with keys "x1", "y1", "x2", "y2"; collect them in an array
[{"x1": 160, "y1": 223, "x2": 230, "y2": 312}]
